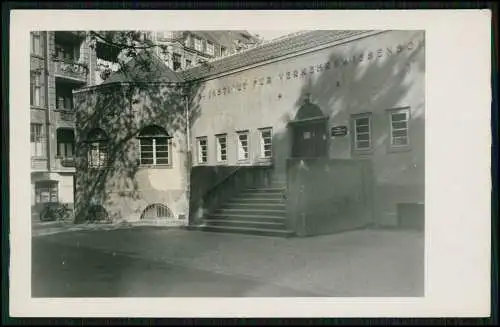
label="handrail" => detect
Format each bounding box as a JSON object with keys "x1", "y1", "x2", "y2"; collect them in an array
[
  {"x1": 199, "y1": 165, "x2": 244, "y2": 200},
  {"x1": 197, "y1": 154, "x2": 263, "y2": 201}
]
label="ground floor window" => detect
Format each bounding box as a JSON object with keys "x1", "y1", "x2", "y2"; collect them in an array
[
  {"x1": 352, "y1": 114, "x2": 372, "y2": 151},
  {"x1": 216, "y1": 134, "x2": 227, "y2": 162},
  {"x1": 259, "y1": 128, "x2": 272, "y2": 159},
  {"x1": 140, "y1": 203, "x2": 173, "y2": 220},
  {"x1": 88, "y1": 142, "x2": 108, "y2": 168},
  {"x1": 86, "y1": 128, "x2": 109, "y2": 168},
  {"x1": 197, "y1": 136, "x2": 208, "y2": 164},
  {"x1": 35, "y1": 181, "x2": 58, "y2": 203},
  {"x1": 138, "y1": 125, "x2": 170, "y2": 166},
  {"x1": 389, "y1": 107, "x2": 410, "y2": 148},
  {"x1": 237, "y1": 131, "x2": 249, "y2": 161}
]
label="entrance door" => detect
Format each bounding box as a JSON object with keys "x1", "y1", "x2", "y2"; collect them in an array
[{"x1": 291, "y1": 119, "x2": 327, "y2": 158}]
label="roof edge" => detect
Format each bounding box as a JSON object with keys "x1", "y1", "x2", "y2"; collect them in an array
[
  {"x1": 72, "y1": 81, "x2": 184, "y2": 94},
  {"x1": 183, "y1": 30, "x2": 388, "y2": 83}
]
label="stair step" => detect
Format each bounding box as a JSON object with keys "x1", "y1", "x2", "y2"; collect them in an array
[
  {"x1": 203, "y1": 219, "x2": 286, "y2": 230},
  {"x1": 230, "y1": 197, "x2": 285, "y2": 203},
  {"x1": 240, "y1": 188, "x2": 285, "y2": 193},
  {"x1": 235, "y1": 193, "x2": 284, "y2": 199},
  {"x1": 223, "y1": 203, "x2": 286, "y2": 210},
  {"x1": 206, "y1": 214, "x2": 286, "y2": 223},
  {"x1": 189, "y1": 225, "x2": 294, "y2": 238},
  {"x1": 215, "y1": 208, "x2": 286, "y2": 217}
]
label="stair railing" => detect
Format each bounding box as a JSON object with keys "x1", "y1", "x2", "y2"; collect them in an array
[{"x1": 193, "y1": 155, "x2": 273, "y2": 224}]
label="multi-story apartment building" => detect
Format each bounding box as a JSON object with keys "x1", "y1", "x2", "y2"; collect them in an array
[
  {"x1": 30, "y1": 31, "x2": 97, "y2": 220},
  {"x1": 93, "y1": 31, "x2": 261, "y2": 85},
  {"x1": 146, "y1": 30, "x2": 261, "y2": 71}
]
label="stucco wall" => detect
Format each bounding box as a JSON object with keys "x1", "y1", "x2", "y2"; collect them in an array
[
  {"x1": 73, "y1": 83, "x2": 190, "y2": 223},
  {"x1": 190, "y1": 30, "x2": 425, "y2": 226}
]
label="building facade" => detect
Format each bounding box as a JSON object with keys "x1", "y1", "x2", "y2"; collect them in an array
[
  {"x1": 73, "y1": 30, "x2": 425, "y2": 236},
  {"x1": 94, "y1": 31, "x2": 261, "y2": 85},
  {"x1": 30, "y1": 31, "x2": 98, "y2": 220}
]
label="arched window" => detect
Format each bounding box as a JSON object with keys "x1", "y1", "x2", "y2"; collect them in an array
[
  {"x1": 86, "y1": 128, "x2": 109, "y2": 168},
  {"x1": 138, "y1": 125, "x2": 170, "y2": 166},
  {"x1": 140, "y1": 203, "x2": 173, "y2": 220}
]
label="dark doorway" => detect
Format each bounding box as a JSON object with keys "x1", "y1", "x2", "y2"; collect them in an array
[{"x1": 291, "y1": 118, "x2": 328, "y2": 158}]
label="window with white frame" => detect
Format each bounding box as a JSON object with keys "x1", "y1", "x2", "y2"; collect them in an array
[
  {"x1": 216, "y1": 134, "x2": 227, "y2": 162},
  {"x1": 389, "y1": 108, "x2": 410, "y2": 147},
  {"x1": 30, "y1": 123, "x2": 46, "y2": 157},
  {"x1": 184, "y1": 34, "x2": 192, "y2": 47},
  {"x1": 259, "y1": 128, "x2": 272, "y2": 159},
  {"x1": 352, "y1": 114, "x2": 372, "y2": 150},
  {"x1": 30, "y1": 71, "x2": 42, "y2": 107},
  {"x1": 194, "y1": 38, "x2": 203, "y2": 52},
  {"x1": 197, "y1": 136, "x2": 208, "y2": 164},
  {"x1": 138, "y1": 125, "x2": 170, "y2": 166},
  {"x1": 237, "y1": 131, "x2": 249, "y2": 161},
  {"x1": 87, "y1": 128, "x2": 109, "y2": 168},
  {"x1": 35, "y1": 181, "x2": 58, "y2": 203},
  {"x1": 206, "y1": 42, "x2": 215, "y2": 55}
]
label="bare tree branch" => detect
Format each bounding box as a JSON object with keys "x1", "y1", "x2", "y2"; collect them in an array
[{"x1": 90, "y1": 31, "x2": 185, "y2": 51}]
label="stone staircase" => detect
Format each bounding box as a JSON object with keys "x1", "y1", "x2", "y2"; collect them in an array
[{"x1": 192, "y1": 177, "x2": 294, "y2": 237}]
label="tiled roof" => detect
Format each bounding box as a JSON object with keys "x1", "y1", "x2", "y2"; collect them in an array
[
  {"x1": 180, "y1": 30, "x2": 374, "y2": 81},
  {"x1": 102, "y1": 50, "x2": 184, "y2": 84}
]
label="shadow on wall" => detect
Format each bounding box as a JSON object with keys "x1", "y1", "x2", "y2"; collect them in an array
[
  {"x1": 271, "y1": 31, "x2": 425, "y2": 228},
  {"x1": 270, "y1": 32, "x2": 425, "y2": 162},
  {"x1": 73, "y1": 51, "x2": 204, "y2": 223},
  {"x1": 293, "y1": 33, "x2": 425, "y2": 175}
]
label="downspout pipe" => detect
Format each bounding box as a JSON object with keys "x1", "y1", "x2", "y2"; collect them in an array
[{"x1": 185, "y1": 91, "x2": 191, "y2": 221}]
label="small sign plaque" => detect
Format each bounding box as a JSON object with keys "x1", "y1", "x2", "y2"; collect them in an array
[{"x1": 331, "y1": 125, "x2": 348, "y2": 137}]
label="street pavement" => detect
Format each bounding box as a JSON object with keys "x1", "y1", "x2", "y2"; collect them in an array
[{"x1": 32, "y1": 227, "x2": 424, "y2": 297}]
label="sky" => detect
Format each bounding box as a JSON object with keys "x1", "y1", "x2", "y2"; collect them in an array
[{"x1": 248, "y1": 30, "x2": 302, "y2": 41}]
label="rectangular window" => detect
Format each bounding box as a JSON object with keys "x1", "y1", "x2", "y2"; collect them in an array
[
  {"x1": 30, "y1": 71, "x2": 42, "y2": 107},
  {"x1": 216, "y1": 134, "x2": 227, "y2": 162},
  {"x1": 237, "y1": 131, "x2": 249, "y2": 161},
  {"x1": 57, "y1": 129, "x2": 75, "y2": 158},
  {"x1": 172, "y1": 53, "x2": 182, "y2": 71},
  {"x1": 259, "y1": 128, "x2": 272, "y2": 159},
  {"x1": 30, "y1": 123, "x2": 46, "y2": 157},
  {"x1": 197, "y1": 137, "x2": 208, "y2": 164},
  {"x1": 206, "y1": 42, "x2": 215, "y2": 55},
  {"x1": 55, "y1": 42, "x2": 78, "y2": 62},
  {"x1": 194, "y1": 38, "x2": 203, "y2": 52},
  {"x1": 88, "y1": 142, "x2": 107, "y2": 168},
  {"x1": 185, "y1": 34, "x2": 192, "y2": 47},
  {"x1": 31, "y1": 32, "x2": 42, "y2": 56},
  {"x1": 56, "y1": 83, "x2": 74, "y2": 110},
  {"x1": 221, "y1": 46, "x2": 228, "y2": 57},
  {"x1": 35, "y1": 181, "x2": 58, "y2": 203},
  {"x1": 352, "y1": 114, "x2": 372, "y2": 150},
  {"x1": 185, "y1": 59, "x2": 192, "y2": 68},
  {"x1": 140, "y1": 137, "x2": 170, "y2": 166},
  {"x1": 389, "y1": 108, "x2": 411, "y2": 148}
]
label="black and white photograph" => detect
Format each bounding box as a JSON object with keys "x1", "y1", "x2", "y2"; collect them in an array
[{"x1": 8, "y1": 9, "x2": 491, "y2": 318}]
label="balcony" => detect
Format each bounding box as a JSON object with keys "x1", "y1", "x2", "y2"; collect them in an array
[
  {"x1": 55, "y1": 156, "x2": 76, "y2": 172},
  {"x1": 54, "y1": 60, "x2": 88, "y2": 83},
  {"x1": 31, "y1": 157, "x2": 48, "y2": 171},
  {"x1": 55, "y1": 109, "x2": 75, "y2": 121}
]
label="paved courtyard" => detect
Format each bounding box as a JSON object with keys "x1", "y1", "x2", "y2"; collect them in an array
[{"x1": 32, "y1": 227, "x2": 424, "y2": 297}]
